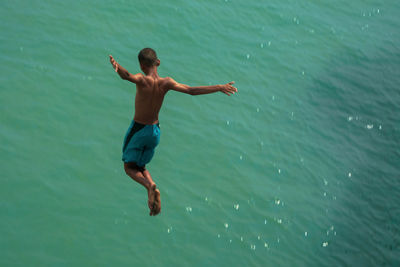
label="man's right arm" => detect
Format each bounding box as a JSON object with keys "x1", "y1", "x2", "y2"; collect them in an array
[
  {"x1": 167, "y1": 78, "x2": 237, "y2": 96},
  {"x1": 109, "y1": 55, "x2": 143, "y2": 84}
]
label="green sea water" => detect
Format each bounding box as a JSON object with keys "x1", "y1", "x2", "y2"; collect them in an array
[{"x1": 1, "y1": 0, "x2": 400, "y2": 266}]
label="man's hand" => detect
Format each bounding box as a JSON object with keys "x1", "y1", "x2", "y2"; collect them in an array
[
  {"x1": 109, "y1": 55, "x2": 119, "y2": 72},
  {"x1": 220, "y1": 81, "x2": 238, "y2": 96}
]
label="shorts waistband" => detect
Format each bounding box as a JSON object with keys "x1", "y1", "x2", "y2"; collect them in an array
[{"x1": 133, "y1": 121, "x2": 160, "y2": 128}]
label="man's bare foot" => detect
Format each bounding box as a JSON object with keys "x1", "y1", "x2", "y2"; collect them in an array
[
  {"x1": 147, "y1": 183, "x2": 156, "y2": 215},
  {"x1": 152, "y1": 189, "x2": 161, "y2": 215}
]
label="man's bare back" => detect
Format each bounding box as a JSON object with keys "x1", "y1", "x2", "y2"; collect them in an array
[
  {"x1": 132, "y1": 75, "x2": 169, "y2": 125},
  {"x1": 109, "y1": 48, "x2": 237, "y2": 216}
]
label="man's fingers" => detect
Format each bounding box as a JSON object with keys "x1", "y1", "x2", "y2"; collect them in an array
[
  {"x1": 225, "y1": 81, "x2": 238, "y2": 94},
  {"x1": 109, "y1": 55, "x2": 118, "y2": 72}
]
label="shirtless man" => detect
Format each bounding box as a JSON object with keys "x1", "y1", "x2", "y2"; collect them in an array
[{"x1": 109, "y1": 48, "x2": 237, "y2": 216}]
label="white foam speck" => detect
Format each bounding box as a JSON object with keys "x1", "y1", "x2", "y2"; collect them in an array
[
  {"x1": 226, "y1": 120, "x2": 230, "y2": 125},
  {"x1": 379, "y1": 125, "x2": 382, "y2": 130},
  {"x1": 251, "y1": 244, "x2": 256, "y2": 250},
  {"x1": 224, "y1": 223, "x2": 229, "y2": 229},
  {"x1": 305, "y1": 231, "x2": 308, "y2": 237},
  {"x1": 278, "y1": 169, "x2": 281, "y2": 174},
  {"x1": 348, "y1": 172, "x2": 352, "y2": 178},
  {"x1": 322, "y1": 242, "x2": 328, "y2": 247},
  {"x1": 366, "y1": 124, "x2": 373, "y2": 129}
]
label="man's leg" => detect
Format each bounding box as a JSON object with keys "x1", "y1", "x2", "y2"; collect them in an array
[
  {"x1": 124, "y1": 162, "x2": 157, "y2": 215},
  {"x1": 143, "y1": 169, "x2": 161, "y2": 215}
]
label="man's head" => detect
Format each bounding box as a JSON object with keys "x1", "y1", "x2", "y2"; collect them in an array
[{"x1": 138, "y1": 48, "x2": 160, "y2": 72}]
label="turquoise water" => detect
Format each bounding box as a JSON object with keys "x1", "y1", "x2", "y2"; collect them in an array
[{"x1": 1, "y1": 0, "x2": 400, "y2": 266}]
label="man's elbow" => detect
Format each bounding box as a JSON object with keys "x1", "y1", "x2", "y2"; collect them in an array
[
  {"x1": 119, "y1": 71, "x2": 130, "y2": 81},
  {"x1": 187, "y1": 87, "x2": 197, "y2": 96},
  {"x1": 118, "y1": 73, "x2": 127, "y2": 80}
]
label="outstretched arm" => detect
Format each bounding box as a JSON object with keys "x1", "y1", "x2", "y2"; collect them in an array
[
  {"x1": 168, "y1": 78, "x2": 237, "y2": 96},
  {"x1": 109, "y1": 55, "x2": 143, "y2": 84}
]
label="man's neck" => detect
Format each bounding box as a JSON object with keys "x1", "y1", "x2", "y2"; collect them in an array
[{"x1": 144, "y1": 67, "x2": 159, "y2": 78}]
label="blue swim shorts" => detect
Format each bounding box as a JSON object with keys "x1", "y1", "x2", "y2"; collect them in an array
[{"x1": 122, "y1": 121, "x2": 160, "y2": 167}]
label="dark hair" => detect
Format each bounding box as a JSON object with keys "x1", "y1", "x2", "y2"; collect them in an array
[{"x1": 138, "y1": 48, "x2": 158, "y2": 67}]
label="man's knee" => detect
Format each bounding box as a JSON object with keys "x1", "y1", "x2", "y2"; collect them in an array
[{"x1": 124, "y1": 162, "x2": 145, "y2": 174}]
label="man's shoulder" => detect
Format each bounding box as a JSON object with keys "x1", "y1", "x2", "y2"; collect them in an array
[
  {"x1": 159, "y1": 76, "x2": 173, "y2": 81},
  {"x1": 161, "y1": 76, "x2": 177, "y2": 84}
]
